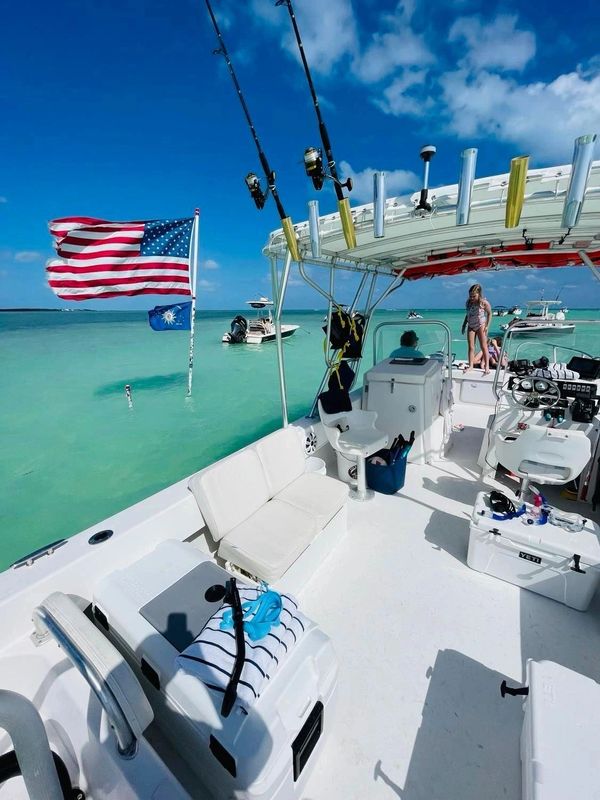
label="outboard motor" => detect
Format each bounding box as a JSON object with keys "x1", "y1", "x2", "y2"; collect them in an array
[{"x1": 229, "y1": 315, "x2": 248, "y2": 343}]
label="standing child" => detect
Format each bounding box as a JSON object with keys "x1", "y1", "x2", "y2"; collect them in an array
[{"x1": 461, "y1": 283, "x2": 492, "y2": 373}]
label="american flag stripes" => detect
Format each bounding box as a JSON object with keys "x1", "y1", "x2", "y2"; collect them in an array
[{"x1": 46, "y1": 216, "x2": 194, "y2": 300}]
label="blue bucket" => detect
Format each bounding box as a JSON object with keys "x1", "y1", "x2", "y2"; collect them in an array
[{"x1": 366, "y1": 452, "x2": 408, "y2": 495}]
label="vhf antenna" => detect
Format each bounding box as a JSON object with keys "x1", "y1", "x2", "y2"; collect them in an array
[
  {"x1": 276, "y1": 0, "x2": 357, "y2": 250},
  {"x1": 204, "y1": 0, "x2": 300, "y2": 261}
]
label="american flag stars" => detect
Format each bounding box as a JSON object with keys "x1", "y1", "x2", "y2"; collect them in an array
[{"x1": 141, "y1": 218, "x2": 194, "y2": 258}]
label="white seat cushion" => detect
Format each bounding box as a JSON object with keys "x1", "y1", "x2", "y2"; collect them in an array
[
  {"x1": 276, "y1": 473, "x2": 348, "y2": 528},
  {"x1": 188, "y1": 448, "x2": 269, "y2": 541},
  {"x1": 218, "y1": 499, "x2": 318, "y2": 583},
  {"x1": 254, "y1": 427, "x2": 306, "y2": 496},
  {"x1": 338, "y1": 428, "x2": 388, "y2": 457}
]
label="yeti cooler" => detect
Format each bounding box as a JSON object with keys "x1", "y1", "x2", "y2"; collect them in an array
[{"x1": 468, "y1": 492, "x2": 600, "y2": 610}]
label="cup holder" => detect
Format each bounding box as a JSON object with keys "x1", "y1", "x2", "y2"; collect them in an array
[{"x1": 88, "y1": 529, "x2": 114, "y2": 546}]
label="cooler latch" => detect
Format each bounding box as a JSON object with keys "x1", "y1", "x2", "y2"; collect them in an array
[
  {"x1": 488, "y1": 528, "x2": 501, "y2": 536},
  {"x1": 500, "y1": 680, "x2": 529, "y2": 698},
  {"x1": 570, "y1": 554, "x2": 586, "y2": 574}
]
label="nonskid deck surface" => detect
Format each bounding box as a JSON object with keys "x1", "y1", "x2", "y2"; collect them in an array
[{"x1": 299, "y1": 404, "x2": 600, "y2": 800}]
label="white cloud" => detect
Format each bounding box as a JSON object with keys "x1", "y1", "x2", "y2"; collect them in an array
[
  {"x1": 339, "y1": 160, "x2": 419, "y2": 202},
  {"x1": 252, "y1": 0, "x2": 359, "y2": 74},
  {"x1": 449, "y1": 14, "x2": 536, "y2": 72},
  {"x1": 352, "y1": 24, "x2": 433, "y2": 84},
  {"x1": 14, "y1": 250, "x2": 42, "y2": 263},
  {"x1": 439, "y1": 66, "x2": 600, "y2": 161},
  {"x1": 197, "y1": 278, "x2": 217, "y2": 292},
  {"x1": 374, "y1": 69, "x2": 431, "y2": 116},
  {"x1": 202, "y1": 258, "x2": 219, "y2": 270}
]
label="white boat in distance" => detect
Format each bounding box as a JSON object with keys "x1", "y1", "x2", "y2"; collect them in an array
[
  {"x1": 501, "y1": 299, "x2": 575, "y2": 335},
  {"x1": 222, "y1": 298, "x2": 299, "y2": 344},
  {"x1": 493, "y1": 305, "x2": 510, "y2": 316}
]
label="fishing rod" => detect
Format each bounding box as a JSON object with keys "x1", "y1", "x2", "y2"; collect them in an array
[
  {"x1": 204, "y1": 0, "x2": 300, "y2": 261},
  {"x1": 276, "y1": 0, "x2": 357, "y2": 249}
]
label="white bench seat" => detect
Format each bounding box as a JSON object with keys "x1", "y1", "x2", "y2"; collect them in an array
[
  {"x1": 189, "y1": 426, "x2": 348, "y2": 592},
  {"x1": 276, "y1": 472, "x2": 349, "y2": 528},
  {"x1": 218, "y1": 499, "x2": 318, "y2": 583}
]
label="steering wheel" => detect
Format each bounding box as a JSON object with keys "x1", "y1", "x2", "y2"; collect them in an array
[{"x1": 510, "y1": 376, "x2": 561, "y2": 409}]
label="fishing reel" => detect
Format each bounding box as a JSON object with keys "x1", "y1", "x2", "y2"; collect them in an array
[
  {"x1": 244, "y1": 172, "x2": 268, "y2": 209},
  {"x1": 303, "y1": 147, "x2": 353, "y2": 192}
]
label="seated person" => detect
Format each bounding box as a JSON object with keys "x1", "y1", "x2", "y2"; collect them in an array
[
  {"x1": 390, "y1": 330, "x2": 425, "y2": 359},
  {"x1": 473, "y1": 336, "x2": 508, "y2": 370}
]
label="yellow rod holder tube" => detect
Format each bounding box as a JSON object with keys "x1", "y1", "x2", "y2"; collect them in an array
[
  {"x1": 338, "y1": 197, "x2": 357, "y2": 250},
  {"x1": 281, "y1": 217, "x2": 300, "y2": 262},
  {"x1": 504, "y1": 156, "x2": 529, "y2": 228}
]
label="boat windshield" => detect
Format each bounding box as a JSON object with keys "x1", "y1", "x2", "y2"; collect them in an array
[{"x1": 501, "y1": 318, "x2": 598, "y2": 364}]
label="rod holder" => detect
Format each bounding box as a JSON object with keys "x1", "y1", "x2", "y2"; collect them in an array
[
  {"x1": 505, "y1": 156, "x2": 529, "y2": 228},
  {"x1": 373, "y1": 172, "x2": 386, "y2": 238},
  {"x1": 338, "y1": 197, "x2": 357, "y2": 249},
  {"x1": 281, "y1": 217, "x2": 300, "y2": 262},
  {"x1": 308, "y1": 200, "x2": 321, "y2": 257},
  {"x1": 456, "y1": 148, "x2": 477, "y2": 226}
]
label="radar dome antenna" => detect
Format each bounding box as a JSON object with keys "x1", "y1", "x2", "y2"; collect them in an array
[{"x1": 415, "y1": 145, "x2": 436, "y2": 212}]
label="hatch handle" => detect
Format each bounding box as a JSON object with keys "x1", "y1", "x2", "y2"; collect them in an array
[
  {"x1": 500, "y1": 680, "x2": 529, "y2": 698},
  {"x1": 488, "y1": 528, "x2": 501, "y2": 536},
  {"x1": 571, "y1": 554, "x2": 586, "y2": 574}
]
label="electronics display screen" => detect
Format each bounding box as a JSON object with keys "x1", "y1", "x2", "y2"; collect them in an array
[{"x1": 567, "y1": 357, "x2": 600, "y2": 380}]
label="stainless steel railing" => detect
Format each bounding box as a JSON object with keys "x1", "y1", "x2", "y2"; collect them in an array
[{"x1": 33, "y1": 601, "x2": 138, "y2": 758}]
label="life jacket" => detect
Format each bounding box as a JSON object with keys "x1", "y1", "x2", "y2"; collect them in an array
[{"x1": 322, "y1": 306, "x2": 365, "y2": 359}]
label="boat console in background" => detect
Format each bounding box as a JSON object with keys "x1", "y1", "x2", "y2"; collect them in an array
[
  {"x1": 362, "y1": 357, "x2": 452, "y2": 464},
  {"x1": 479, "y1": 366, "x2": 600, "y2": 504}
]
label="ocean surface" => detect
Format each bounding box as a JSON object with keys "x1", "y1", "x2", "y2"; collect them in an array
[{"x1": 1, "y1": 308, "x2": 598, "y2": 570}]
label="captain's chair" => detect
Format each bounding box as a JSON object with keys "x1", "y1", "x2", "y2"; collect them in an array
[
  {"x1": 495, "y1": 426, "x2": 591, "y2": 498},
  {"x1": 318, "y1": 400, "x2": 388, "y2": 501}
]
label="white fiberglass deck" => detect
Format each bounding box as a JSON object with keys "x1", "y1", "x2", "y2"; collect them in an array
[
  {"x1": 299, "y1": 403, "x2": 600, "y2": 800},
  {"x1": 1, "y1": 402, "x2": 599, "y2": 799}
]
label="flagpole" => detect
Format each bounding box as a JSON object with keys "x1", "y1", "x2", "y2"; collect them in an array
[{"x1": 187, "y1": 209, "x2": 199, "y2": 396}]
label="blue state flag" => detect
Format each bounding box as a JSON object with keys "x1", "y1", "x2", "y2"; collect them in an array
[{"x1": 148, "y1": 301, "x2": 192, "y2": 331}]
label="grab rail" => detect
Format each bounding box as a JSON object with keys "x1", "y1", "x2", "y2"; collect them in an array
[
  {"x1": 33, "y1": 599, "x2": 139, "y2": 758},
  {"x1": 371, "y1": 319, "x2": 453, "y2": 377}
]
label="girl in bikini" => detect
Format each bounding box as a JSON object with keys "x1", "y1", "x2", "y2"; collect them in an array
[{"x1": 461, "y1": 283, "x2": 492, "y2": 373}]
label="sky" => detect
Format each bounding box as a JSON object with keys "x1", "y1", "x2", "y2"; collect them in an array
[{"x1": 1, "y1": 0, "x2": 599, "y2": 310}]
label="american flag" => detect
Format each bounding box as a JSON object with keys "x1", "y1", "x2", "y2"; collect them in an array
[{"x1": 46, "y1": 216, "x2": 194, "y2": 300}]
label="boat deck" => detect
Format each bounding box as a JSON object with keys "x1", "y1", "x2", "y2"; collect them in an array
[
  {"x1": 299, "y1": 403, "x2": 600, "y2": 800},
  {"x1": 1, "y1": 402, "x2": 599, "y2": 799}
]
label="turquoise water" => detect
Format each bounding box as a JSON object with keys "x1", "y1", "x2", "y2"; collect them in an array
[{"x1": 1, "y1": 308, "x2": 598, "y2": 570}]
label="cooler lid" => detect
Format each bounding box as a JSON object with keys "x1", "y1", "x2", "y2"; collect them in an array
[
  {"x1": 472, "y1": 492, "x2": 600, "y2": 566},
  {"x1": 525, "y1": 659, "x2": 600, "y2": 798},
  {"x1": 364, "y1": 358, "x2": 441, "y2": 386}
]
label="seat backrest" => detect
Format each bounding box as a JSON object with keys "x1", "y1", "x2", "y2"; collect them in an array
[
  {"x1": 495, "y1": 427, "x2": 591, "y2": 485},
  {"x1": 189, "y1": 448, "x2": 270, "y2": 541},
  {"x1": 318, "y1": 400, "x2": 348, "y2": 450},
  {"x1": 37, "y1": 592, "x2": 153, "y2": 739},
  {"x1": 254, "y1": 426, "x2": 306, "y2": 497}
]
